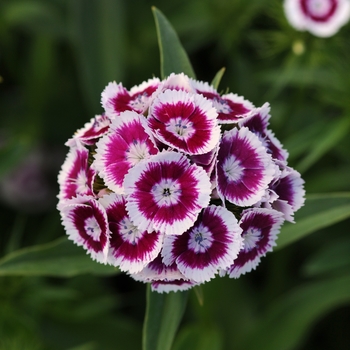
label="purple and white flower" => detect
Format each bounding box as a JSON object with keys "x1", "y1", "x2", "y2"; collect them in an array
[
  {"x1": 100, "y1": 193, "x2": 163, "y2": 273},
  {"x1": 148, "y1": 89, "x2": 221, "y2": 155},
  {"x1": 66, "y1": 114, "x2": 111, "y2": 147},
  {"x1": 93, "y1": 111, "x2": 158, "y2": 194},
  {"x1": 102, "y1": 78, "x2": 160, "y2": 118},
  {"x1": 162, "y1": 205, "x2": 243, "y2": 283},
  {"x1": 239, "y1": 104, "x2": 289, "y2": 163},
  {"x1": 124, "y1": 151, "x2": 211, "y2": 235},
  {"x1": 59, "y1": 195, "x2": 109, "y2": 263},
  {"x1": 223, "y1": 208, "x2": 285, "y2": 278},
  {"x1": 191, "y1": 79, "x2": 254, "y2": 123},
  {"x1": 58, "y1": 142, "x2": 95, "y2": 202},
  {"x1": 216, "y1": 127, "x2": 276, "y2": 207},
  {"x1": 284, "y1": 0, "x2": 350, "y2": 37},
  {"x1": 58, "y1": 72, "x2": 305, "y2": 292},
  {"x1": 262, "y1": 163, "x2": 305, "y2": 222}
]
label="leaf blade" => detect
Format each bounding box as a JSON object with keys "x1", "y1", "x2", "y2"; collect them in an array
[
  {"x1": 276, "y1": 193, "x2": 350, "y2": 250},
  {"x1": 152, "y1": 7, "x2": 195, "y2": 79},
  {"x1": 143, "y1": 285, "x2": 188, "y2": 350},
  {"x1": 0, "y1": 237, "x2": 119, "y2": 277}
]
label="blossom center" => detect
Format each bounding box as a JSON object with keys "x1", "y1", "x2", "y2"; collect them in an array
[
  {"x1": 74, "y1": 171, "x2": 89, "y2": 193},
  {"x1": 119, "y1": 217, "x2": 141, "y2": 245},
  {"x1": 84, "y1": 217, "x2": 102, "y2": 240},
  {"x1": 151, "y1": 178, "x2": 182, "y2": 207},
  {"x1": 307, "y1": 0, "x2": 332, "y2": 16},
  {"x1": 222, "y1": 155, "x2": 243, "y2": 182},
  {"x1": 130, "y1": 93, "x2": 148, "y2": 111},
  {"x1": 166, "y1": 117, "x2": 194, "y2": 139},
  {"x1": 213, "y1": 97, "x2": 232, "y2": 114},
  {"x1": 242, "y1": 227, "x2": 262, "y2": 251},
  {"x1": 126, "y1": 140, "x2": 150, "y2": 165},
  {"x1": 188, "y1": 224, "x2": 213, "y2": 253}
]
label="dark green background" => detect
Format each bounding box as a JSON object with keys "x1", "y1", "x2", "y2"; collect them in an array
[{"x1": 1, "y1": 0, "x2": 350, "y2": 349}]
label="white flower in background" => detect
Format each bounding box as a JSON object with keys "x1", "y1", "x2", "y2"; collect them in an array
[{"x1": 284, "y1": 0, "x2": 350, "y2": 37}]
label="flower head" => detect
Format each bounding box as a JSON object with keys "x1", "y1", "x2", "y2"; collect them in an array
[
  {"x1": 284, "y1": 0, "x2": 350, "y2": 37},
  {"x1": 58, "y1": 73, "x2": 305, "y2": 292}
]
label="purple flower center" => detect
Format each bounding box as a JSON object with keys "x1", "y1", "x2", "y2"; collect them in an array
[
  {"x1": 188, "y1": 224, "x2": 213, "y2": 253},
  {"x1": 242, "y1": 227, "x2": 262, "y2": 251},
  {"x1": 151, "y1": 179, "x2": 182, "y2": 207},
  {"x1": 222, "y1": 155, "x2": 244, "y2": 182},
  {"x1": 300, "y1": 0, "x2": 337, "y2": 21}
]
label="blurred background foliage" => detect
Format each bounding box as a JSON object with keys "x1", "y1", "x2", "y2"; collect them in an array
[{"x1": 1, "y1": 0, "x2": 350, "y2": 349}]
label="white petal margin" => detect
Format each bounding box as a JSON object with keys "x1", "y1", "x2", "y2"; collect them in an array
[
  {"x1": 284, "y1": 0, "x2": 350, "y2": 37},
  {"x1": 151, "y1": 279, "x2": 199, "y2": 293},
  {"x1": 124, "y1": 151, "x2": 212, "y2": 235},
  {"x1": 58, "y1": 195, "x2": 109, "y2": 264},
  {"x1": 162, "y1": 205, "x2": 244, "y2": 283}
]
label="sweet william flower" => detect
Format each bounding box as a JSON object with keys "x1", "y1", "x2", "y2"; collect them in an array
[
  {"x1": 99, "y1": 193, "x2": 163, "y2": 273},
  {"x1": 93, "y1": 110, "x2": 158, "y2": 194},
  {"x1": 222, "y1": 208, "x2": 285, "y2": 278},
  {"x1": 58, "y1": 73, "x2": 305, "y2": 293},
  {"x1": 124, "y1": 151, "x2": 212, "y2": 235},
  {"x1": 284, "y1": 0, "x2": 350, "y2": 37},
  {"x1": 58, "y1": 195, "x2": 109, "y2": 263}
]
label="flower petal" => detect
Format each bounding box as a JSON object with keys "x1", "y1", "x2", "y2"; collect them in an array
[
  {"x1": 66, "y1": 114, "x2": 111, "y2": 147},
  {"x1": 191, "y1": 79, "x2": 254, "y2": 123}
]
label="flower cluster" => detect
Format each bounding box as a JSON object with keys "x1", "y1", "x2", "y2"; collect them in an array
[
  {"x1": 57, "y1": 73, "x2": 305, "y2": 293},
  {"x1": 284, "y1": 0, "x2": 350, "y2": 37}
]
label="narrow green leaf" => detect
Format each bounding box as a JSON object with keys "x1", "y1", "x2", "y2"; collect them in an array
[
  {"x1": 193, "y1": 285, "x2": 204, "y2": 306},
  {"x1": 211, "y1": 67, "x2": 226, "y2": 90},
  {"x1": 239, "y1": 274, "x2": 350, "y2": 350},
  {"x1": 152, "y1": 7, "x2": 195, "y2": 79},
  {"x1": 297, "y1": 116, "x2": 350, "y2": 173},
  {"x1": 173, "y1": 325, "x2": 223, "y2": 350},
  {"x1": 276, "y1": 193, "x2": 350, "y2": 250},
  {"x1": 303, "y1": 236, "x2": 350, "y2": 276},
  {"x1": 143, "y1": 285, "x2": 188, "y2": 350},
  {"x1": 0, "y1": 237, "x2": 118, "y2": 277},
  {"x1": 70, "y1": 0, "x2": 125, "y2": 113}
]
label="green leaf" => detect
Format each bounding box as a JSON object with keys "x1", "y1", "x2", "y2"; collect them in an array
[
  {"x1": 276, "y1": 193, "x2": 350, "y2": 250},
  {"x1": 297, "y1": 116, "x2": 350, "y2": 173},
  {"x1": 239, "y1": 274, "x2": 350, "y2": 350},
  {"x1": 303, "y1": 236, "x2": 350, "y2": 277},
  {"x1": 70, "y1": 0, "x2": 126, "y2": 113},
  {"x1": 173, "y1": 325, "x2": 223, "y2": 350},
  {"x1": 0, "y1": 237, "x2": 119, "y2": 277},
  {"x1": 152, "y1": 7, "x2": 195, "y2": 79},
  {"x1": 143, "y1": 285, "x2": 188, "y2": 350},
  {"x1": 211, "y1": 67, "x2": 226, "y2": 90}
]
